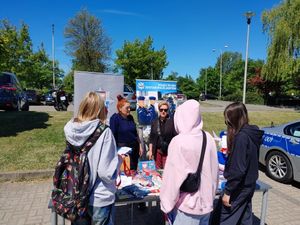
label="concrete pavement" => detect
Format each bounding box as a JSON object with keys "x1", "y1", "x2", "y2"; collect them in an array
[{"x1": 1, "y1": 170, "x2": 300, "y2": 225}]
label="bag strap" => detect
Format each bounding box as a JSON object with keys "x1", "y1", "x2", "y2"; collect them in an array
[
  {"x1": 196, "y1": 130, "x2": 207, "y2": 175},
  {"x1": 80, "y1": 122, "x2": 108, "y2": 153},
  {"x1": 157, "y1": 119, "x2": 165, "y2": 143},
  {"x1": 156, "y1": 119, "x2": 161, "y2": 136}
]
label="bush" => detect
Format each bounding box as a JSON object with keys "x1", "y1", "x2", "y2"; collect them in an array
[
  {"x1": 246, "y1": 92, "x2": 264, "y2": 105},
  {"x1": 223, "y1": 91, "x2": 242, "y2": 102},
  {"x1": 223, "y1": 91, "x2": 264, "y2": 104}
]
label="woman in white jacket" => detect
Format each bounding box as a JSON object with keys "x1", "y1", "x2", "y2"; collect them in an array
[{"x1": 65, "y1": 92, "x2": 121, "y2": 225}]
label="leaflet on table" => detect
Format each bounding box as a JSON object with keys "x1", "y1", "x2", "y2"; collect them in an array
[{"x1": 117, "y1": 147, "x2": 132, "y2": 155}]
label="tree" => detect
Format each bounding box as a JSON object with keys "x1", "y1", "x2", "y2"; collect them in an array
[
  {"x1": 177, "y1": 75, "x2": 199, "y2": 99},
  {"x1": 196, "y1": 67, "x2": 219, "y2": 96},
  {"x1": 164, "y1": 71, "x2": 179, "y2": 81},
  {"x1": 63, "y1": 71, "x2": 74, "y2": 94},
  {"x1": 64, "y1": 9, "x2": 111, "y2": 72},
  {"x1": 115, "y1": 36, "x2": 168, "y2": 87},
  {"x1": 27, "y1": 44, "x2": 64, "y2": 90},
  {"x1": 262, "y1": 0, "x2": 300, "y2": 95},
  {"x1": 0, "y1": 20, "x2": 24, "y2": 74}
]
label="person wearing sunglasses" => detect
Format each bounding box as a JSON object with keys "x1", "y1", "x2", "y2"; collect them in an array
[{"x1": 148, "y1": 101, "x2": 177, "y2": 169}]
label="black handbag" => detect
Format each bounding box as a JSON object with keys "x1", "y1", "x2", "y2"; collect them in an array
[{"x1": 180, "y1": 130, "x2": 207, "y2": 193}]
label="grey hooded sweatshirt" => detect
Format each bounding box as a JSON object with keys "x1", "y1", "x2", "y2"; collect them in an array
[{"x1": 64, "y1": 118, "x2": 121, "y2": 207}]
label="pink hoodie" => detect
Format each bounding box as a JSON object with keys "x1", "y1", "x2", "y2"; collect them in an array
[{"x1": 160, "y1": 99, "x2": 218, "y2": 215}]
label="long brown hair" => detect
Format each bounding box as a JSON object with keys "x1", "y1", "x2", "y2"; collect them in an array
[{"x1": 224, "y1": 102, "x2": 249, "y2": 153}]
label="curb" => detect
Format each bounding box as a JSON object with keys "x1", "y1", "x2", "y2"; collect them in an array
[{"x1": 0, "y1": 169, "x2": 54, "y2": 182}]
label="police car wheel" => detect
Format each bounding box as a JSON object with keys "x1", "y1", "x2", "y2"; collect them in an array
[{"x1": 266, "y1": 151, "x2": 293, "y2": 183}]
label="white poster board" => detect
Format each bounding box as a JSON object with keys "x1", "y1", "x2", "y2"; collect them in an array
[{"x1": 74, "y1": 71, "x2": 124, "y2": 124}]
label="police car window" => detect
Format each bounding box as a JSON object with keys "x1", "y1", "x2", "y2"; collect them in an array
[{"x1": 285, "y1": 122, "x2": 300, "y2": 138}]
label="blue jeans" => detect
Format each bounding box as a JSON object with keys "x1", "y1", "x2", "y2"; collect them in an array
[
  {"x1": 170, "y1": 208, "x2": 210, "y2": 225},
  {"x1": 72, "y1": 204, "x2": 115, "y2": 225}
]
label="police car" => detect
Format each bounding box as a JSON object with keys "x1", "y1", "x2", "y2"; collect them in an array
[{"x1": 259, "y1": 120, "x2": 300, "y2": 183}]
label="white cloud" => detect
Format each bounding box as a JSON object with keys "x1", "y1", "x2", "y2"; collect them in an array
[{"x1": 97, "y1": 9, "x2": 146, "y2": 18}]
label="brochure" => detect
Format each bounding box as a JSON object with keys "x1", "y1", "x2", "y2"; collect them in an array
[{"x1": 117, "y1": 147, "x2": 132, "y2": 155}]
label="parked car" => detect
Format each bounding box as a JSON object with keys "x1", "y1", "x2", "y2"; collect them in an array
[
  {"x1": 123, "y1": 84, "x2": 136, "y2": 111},
  {"x1": 259, "y1": 120, "x2": 300, "y2": 183},
  {"x1": 0, "y1": 72, "x2": 29, "y2": 111},
  {"x1": 44, "y1": 92, "x2": 55, "y2": 105},
  {"x1": 199, "y1": 93, "x2": 218, "y2": 101},
  {"x1": 25, "y1": 89, "x2": 41, "y2": 105}
]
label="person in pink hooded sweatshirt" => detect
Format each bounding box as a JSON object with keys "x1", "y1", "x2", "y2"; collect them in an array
[{"x1": 160, "y1": 99, "x2": 219, "y2": 225}]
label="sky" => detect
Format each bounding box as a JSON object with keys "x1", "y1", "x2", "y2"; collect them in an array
[{"x1": 0, "y1": 0, "x2": 281, "y2": 80}]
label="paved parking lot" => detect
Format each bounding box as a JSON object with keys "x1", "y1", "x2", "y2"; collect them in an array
[{"x1": 0, "y1": 170, "x2": 300, "y2": 225}]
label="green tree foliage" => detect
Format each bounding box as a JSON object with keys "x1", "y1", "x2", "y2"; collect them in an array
[
  {"x1": 262, "y1": 0, "x2": 300, "y2": 94},
  {"x1": 63, "y1": 71, "x2": 74, "y2": 93},
  {"x1": 0, "y1": 20, "x2": 63, "y2": 90},
  {"x1": 115, "y1": 36, "x2": 168, "y2": 87},
  {"x1": 164, "y1": 71, "x2": 178, "y2": 81},
  {"x1": 196, "y1": 67, "x2": 219, "y2": 96},
  {"x1": 164, "y1": 71, "x2": 199, "y2": 99},
  {"x1": 64, "y1": 9, "x2": 111, "y2": 72},
  {"x1": 27, "y1": 44, "x2": 64, "y2": 90},
  {"x1": 0, "y1": 20, "x2": 29, "y2": 75},
  {"x1": 177, "y1": 75, "x2": 199, "y2": 99}
]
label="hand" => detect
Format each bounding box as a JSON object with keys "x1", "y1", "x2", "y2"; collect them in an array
[
  {"x1": 148, "y1": 150, "x2": 153, "y2": 160},
  {"x1": 118, "y1": 154, "x2": 126, "y2": 160},
  {"x1": 139, "y1": 147, "x2": 143, "y2": 156},
  {"x1": 222, "y1": 193, "x2": 231, "y2": 207}
]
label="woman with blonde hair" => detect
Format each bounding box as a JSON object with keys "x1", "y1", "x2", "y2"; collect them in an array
[{"x1": 64, "y1": 91, "x2": 121, "y2": 225}]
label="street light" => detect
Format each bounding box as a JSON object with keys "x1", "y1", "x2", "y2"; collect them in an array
[
  {"x1": 243, "y1": 11, "x2": 255, "y2": 104},
  {"x1": 213, "y1": 45, "x2": 228, "y2": 99},
  {"x1": 52, "y1": 24, "x2": 55, "y2": 89},
  {"x1": 205, "y1": 68, "x2": 207, "y2": 95}
]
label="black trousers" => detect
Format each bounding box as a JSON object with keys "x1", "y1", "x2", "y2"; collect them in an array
[{"x1": 210, "y1": 196, "x2": 253, "y2": 225}]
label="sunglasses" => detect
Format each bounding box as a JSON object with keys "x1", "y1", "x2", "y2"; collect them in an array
[{"x1": 159, "y1": 108, "x2": 168, "y2": 112}]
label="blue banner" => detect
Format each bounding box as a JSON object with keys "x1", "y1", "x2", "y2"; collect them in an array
[{"x1": 136, "y1": 79, "x2": 177, "y2": 93}]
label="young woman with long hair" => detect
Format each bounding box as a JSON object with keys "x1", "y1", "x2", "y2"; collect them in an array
[
  {"x1": 212, "y1": 102, "x2": 264, "y2": 225},
  {"x1": 65, "y1": 92, "x2": 121, "y2": 225}
]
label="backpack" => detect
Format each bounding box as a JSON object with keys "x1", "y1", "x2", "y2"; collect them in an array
[{"x1": 51, "y1": 123, "x2": 107, "y2": 221}]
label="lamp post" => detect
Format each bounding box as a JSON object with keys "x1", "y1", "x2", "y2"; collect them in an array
[
  {"x1": 52, "y1": 24, "x2": 55, "y2": 89},
  {"x1": 213, "y1": 45, "x2": 228, "y2": 99},
  {"x1": 205, "y1": 68, "x2": 207, "y2": 95},
  {"x1": 243, "y1": 11, "x2": 255, "y2": 104}
]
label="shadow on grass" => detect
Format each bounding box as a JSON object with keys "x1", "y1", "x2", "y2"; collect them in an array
[{"x1": 0, "y1": 111, "x2": 50, "y2": 137}]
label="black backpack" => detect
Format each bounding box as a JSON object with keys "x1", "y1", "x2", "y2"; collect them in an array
[{"x1": 51, "y1": 123, "x2": 107, "y2": 221}]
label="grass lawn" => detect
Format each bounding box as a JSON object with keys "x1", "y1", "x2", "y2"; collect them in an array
[{"x1": 0, "y1": 110, "x2": 299, "y2": 172}]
